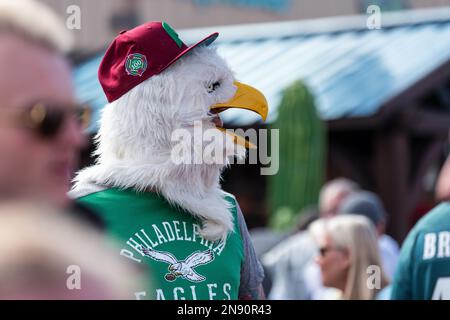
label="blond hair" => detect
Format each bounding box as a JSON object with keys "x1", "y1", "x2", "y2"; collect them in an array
[
  {"x1": 0, "y1": 0, "x2": 73, "y2": 52},
  {"x1": 310, "y1": 215, "x2": 389, "y2": 300}
]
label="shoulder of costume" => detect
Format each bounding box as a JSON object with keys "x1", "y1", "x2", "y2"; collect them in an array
[
  {"x1": 221, "y1": 191, "x2": 237, "y2": 201},
  {"x1": 222, "y1": 191, "x2": 239, "y2": 209},
  {"x1": 68, "y1": 165, "x2": 114, "y2": 199},
  {"x1": 68, "y1": 180, "x2": 109, "y2": 200}
]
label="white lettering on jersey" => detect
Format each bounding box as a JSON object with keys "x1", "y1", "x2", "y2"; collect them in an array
[
  {"x1": 432, "y1": 277, "x2": 450, "y2": 300},
  {"x1": 423, "y1": 233, "x2": 437, "y2": 260},
  {"x1": 153, "y1": 283, "x2": 232, "y2": 300},
  {"x1": 423, "y1": 232, "x2": 450, "y2": 260},
  {"x1": 174, "y1": 287, "x2": 186, "y2": 300},
  {"x1": 438, "y1": 231, "x2": 450, "y2": 258},
  {"x1": 207, "y1": 283, "x2": 218, "y2": 300}
]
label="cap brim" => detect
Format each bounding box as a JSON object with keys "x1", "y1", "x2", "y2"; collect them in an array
[{"x1": 160, "y1": 32, "x2": 219, "y2": 74}]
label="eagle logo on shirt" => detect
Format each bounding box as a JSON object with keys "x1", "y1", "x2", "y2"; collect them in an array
[{"x1": 140, "y1": 246, "x2": 215, "y2": 283}]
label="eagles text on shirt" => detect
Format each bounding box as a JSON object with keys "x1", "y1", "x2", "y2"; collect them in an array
[{"x1": 120, "y1": 220, "x2": 231, "y2": 300}]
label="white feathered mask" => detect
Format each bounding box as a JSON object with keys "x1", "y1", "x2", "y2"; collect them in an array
[{"x1": 73, "y1": 28, "x2": 267, "y2": 241}]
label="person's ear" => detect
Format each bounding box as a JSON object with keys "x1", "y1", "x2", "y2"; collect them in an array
[
  {"x1": 436, "y1": 156, "x2": 450, "y2": 201},
  {"x1": 376, "y1": 221, "x2": 385, "y2": 236},
  {"x1": 341, "y1": 248, "x2": 351, "y2": 269}
]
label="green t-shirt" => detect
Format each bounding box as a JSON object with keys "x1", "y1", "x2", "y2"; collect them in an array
[
  {"x1": 77, "y1": 188, "x2": 244, "y2": 300},
  {"x1": 391, "y1": 202, "x2": 450, "y2": 300}
]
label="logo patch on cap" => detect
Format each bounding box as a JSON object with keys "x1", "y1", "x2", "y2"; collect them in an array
[{"x1": 125, "y1": 53, "x2": 148, "y2": 76}]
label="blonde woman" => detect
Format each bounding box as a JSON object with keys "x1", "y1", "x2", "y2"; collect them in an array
[{"x1": 309, "y1": 215, "x2": 389, "y2": 300}]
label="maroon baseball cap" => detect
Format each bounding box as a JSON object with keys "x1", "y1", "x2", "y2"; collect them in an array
[{"x1": 98, "y1": 21, "x2": 218, "y2": 103}]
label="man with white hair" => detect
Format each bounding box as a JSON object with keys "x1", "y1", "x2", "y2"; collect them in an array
[
  {"x1": 319, "y1": 178, "x2": 359, "y2": 217},
  {"x1": 0, "y1": 0, "x2": 87, "y2": 209}
]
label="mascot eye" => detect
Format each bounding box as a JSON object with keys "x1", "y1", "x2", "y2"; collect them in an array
[{"x1": 207, "y1": 81, "x2": 221, "y2": 93}]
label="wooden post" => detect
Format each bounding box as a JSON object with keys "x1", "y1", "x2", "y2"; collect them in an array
[{"x1": 373, "y1": 128, "x2": 410, "y2": 242}]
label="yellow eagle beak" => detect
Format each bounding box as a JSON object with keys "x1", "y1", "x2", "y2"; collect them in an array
[
  {"x1": 210, "y1": 82, "x2": 268, "y2": 120},
  {"x1": 210, "y1": 81, "x2": 268, "y2": 149}
]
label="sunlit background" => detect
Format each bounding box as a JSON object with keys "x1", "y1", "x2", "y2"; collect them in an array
[{"x1": 38, "y1": 0, "x2": 450, "y2": 243}]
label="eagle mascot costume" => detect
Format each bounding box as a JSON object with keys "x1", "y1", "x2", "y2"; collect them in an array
[{"x1": 70, "y1": 21, "x2": 268, "y2": 300}]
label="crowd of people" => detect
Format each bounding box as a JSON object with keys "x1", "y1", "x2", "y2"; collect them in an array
[
  {"x1": 259, "y1": 179, "x2": 395, "y2": 300},
  {"x1": 257, "y1": 159, "x2": 450, "y2": 300},
  {"x1": 0, "y1": 0, "x2": 449, "y2": 300}
]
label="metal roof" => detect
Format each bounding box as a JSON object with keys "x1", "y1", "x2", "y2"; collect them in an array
[{"x1": 73, "y1": 7, "x2": 450, "y2": 131}]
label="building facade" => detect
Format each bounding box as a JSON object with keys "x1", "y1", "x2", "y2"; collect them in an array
[{"x1": 40, "y1": 0, "x2": 450, "y2": 52}]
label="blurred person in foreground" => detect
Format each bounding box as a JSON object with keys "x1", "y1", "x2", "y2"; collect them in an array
[
  {"x1": 0, "y1": 202, "x2": 145, "y2": 299},
  {"x1": 391, "y1": 146, "x2": 450, "y2": 300},
  {"x1": 309, "y1": 215, "x2": 389, "y2": 300},
  {"x1": 0, "y1": 0, "x2": 89, "y2": 213},
  {"x1": 338, "y1": 190, "x2": 400, "y2": 281}
]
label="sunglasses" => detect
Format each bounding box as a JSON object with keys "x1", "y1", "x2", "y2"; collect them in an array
[
  {"x1": 19, "y1": 102, "x2": 91, "y2": 139},
  {"x1": 319, "y1": 246, "x2": 332, "y2": 257},
  {"x1": 319, "y1": 246, "x2": 344, "y2": 257}
]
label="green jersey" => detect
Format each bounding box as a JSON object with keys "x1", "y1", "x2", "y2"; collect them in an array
[
  {"x1": 391, "y1": 202, "x2": 450, "y2": 300},
  {"x1": 77, "y1": 188, "x2": 244, "y2": 300}
]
